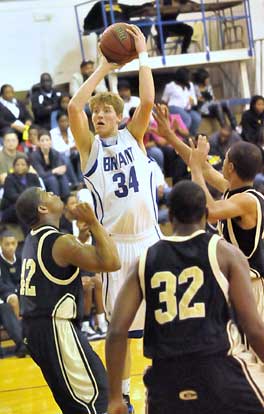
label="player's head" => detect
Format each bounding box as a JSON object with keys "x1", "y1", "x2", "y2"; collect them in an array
[
  {"x1": 168, "y1": 180, "x2": 207, "y2": 228},
  {"x1": 223, "y1": 142, "x2": 262, "y2": 182},
  {"x1": 0, "y1": 229, "x2": 18, "y2": 259},
  {"x1": 89, "y1": 92, "x2": 124, "y2": 137},
  {"x1": 16, "y1": 187, "x2": 64, "y2": 229}
]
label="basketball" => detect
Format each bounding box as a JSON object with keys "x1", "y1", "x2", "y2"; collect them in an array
[{"x1": 100, "y1": 23, "x2": 138, "y2": 65}]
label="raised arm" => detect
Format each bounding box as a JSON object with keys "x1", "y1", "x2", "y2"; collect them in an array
[
  {"x1": 68, "y1": 58, "x2": 118, "y2": 164},
  {"x1": 189, "y1": 136, "x2": 254, "y2": 222},
  {"x1": 127, "y1": 26, "x2": 154, "y2": 147},
  {"x1": 52, "y1": 203, "x2": 121, "y2": 272}
]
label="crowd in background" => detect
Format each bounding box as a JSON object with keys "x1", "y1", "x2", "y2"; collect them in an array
[{"x1": 0, "y1": 58, "x2": 264, "y2": 355}]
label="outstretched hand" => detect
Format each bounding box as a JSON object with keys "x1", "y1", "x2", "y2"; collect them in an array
[
  {"x1": 72, "y1": 203, "x2": 97, "y2": 227},
  {"x1": 152, "y1": 104, "x2": 173, "y2": 139},
  {"x1": 189, "y1": 135, "x2": 209, "y2": 170},
  {"x1": 126, "y1": 25, "x2": 147, "y2": 54}
]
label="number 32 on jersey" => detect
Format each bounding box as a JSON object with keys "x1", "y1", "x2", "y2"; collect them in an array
[
  {"x1": 151, "y1": 266, "x2": 205, "y2": 324},
  {"x1": 20, "y1": 258, "x2": 36, "y2": 296}
]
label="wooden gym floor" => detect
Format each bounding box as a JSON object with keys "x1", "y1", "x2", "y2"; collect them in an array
[{"x1": 0, "y1": 338, "x2": 148, "y2": 414}]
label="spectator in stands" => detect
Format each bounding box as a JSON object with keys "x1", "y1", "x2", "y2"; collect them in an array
[
  {"x1": 60, "y1": 193, "x2": 108, "y2": 340},
  {"x1": 70, "y1": 60, "x2": 108, "y2": 98},
  {"x1": 1, "y1": 155, "x2": 41, "y2": 233},
  {"x1": 0, "y1": 230, "x2": 21, "y2": 318},
  {"x1": 162, "y1": 67, "x2": 201, "y2": 136},
  {"x1": 50, "y1": 111, "x2": 82, "y2": 186},
  {"x1": 193, "y1": 68, "x2": 237, "y2": 130},
  {"x1": 118, "y1": 80, "x2": 140, "y2": 122},
  {"x1": 30, "y1": 130, "x2": 70, "y2": 199},
  {"x1": 23, "y1": 124, "x2": 40, "y2": 155},
  {"x1": 154, "y1": 0, "x2": 193, "y2": 54},
  {"x1": 0, "y1": 301, "x2": 26, "y2": 357},
  {"x1": 209, "y1": 124, "x2": 241, "y2": 169},
  {"x1": 241, "y1": 95, "x2": 264, "y2": 144},
  {"x1": 50, "y1": 93, "x2": 71, "y2": 129},
  {"x1": 0, "y1": 129, "x2": 24, "y2": 188},
  {"x1": 31, "y1": 73, "x2": 61, "y2": 130},
  {"x1": 0, "y1": 84, "x2": 32, "y2": 139}
]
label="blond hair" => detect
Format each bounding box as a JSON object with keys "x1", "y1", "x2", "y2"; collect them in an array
[{"x1": 89, "y1": 92, "x2": 124, "y2": 116}]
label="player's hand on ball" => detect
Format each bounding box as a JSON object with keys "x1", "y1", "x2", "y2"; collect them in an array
[
  {"x1": 108, "y1": 399, "x2": 128, "y2": 414},
  {"x1": 72, "y1": 203, "x2": 97, "y2": 227},
  {"x1": 98, "y1": 45, "x2": 123, "y2": 71},
  {"x1": 126, "y1": 24, "x2": 147, "y2": 54}
]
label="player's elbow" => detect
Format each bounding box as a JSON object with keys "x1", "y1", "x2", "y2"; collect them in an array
[
  {"x1": 141, "y1": 100, "x2": 154, "y2": 112},
  {"x1": 68, "y1": 99, "x2": 82, "y2": 114},
  {"x1": 101, "y1": 255, "x2": 121, "y2": 272}
]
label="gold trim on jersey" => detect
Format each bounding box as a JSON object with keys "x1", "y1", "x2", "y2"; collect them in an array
[
  {"x1": 164, "y1": 229, "x2": 205, "y2": 243},
  {"x1": 138, "y1": 249, "x2": 148, "y2": 299},
  {"x1": 208, "y1": 235, "x2": 229, "y2": 302},
  {"x1": 37, "y1": 230, "x2": 79, "y2": 285},
  {"x1": 31, "y1": 225, "x2": 58, "y2": 236},
  {"x1": 52, "y1": 294, "x2": 98, "y2": 413},
  {"x1": 223, "y1": 190, "x2": 263, "y2": 260}
]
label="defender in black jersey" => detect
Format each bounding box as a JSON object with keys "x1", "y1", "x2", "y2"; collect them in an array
[
  {"x1": 189, "y1": 138, "x2": 264, "y2": 320},
  {"x1": 106, "y1": 181, "x2": 264, "y2": 414},
  {"x1": 16, "y1": 187, "x2": 120, "y2": 414}
]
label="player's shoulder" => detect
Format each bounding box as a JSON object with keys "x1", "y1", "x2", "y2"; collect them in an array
[{"x1": 216, "y1": 236, "x2": 245, "y2": 262}]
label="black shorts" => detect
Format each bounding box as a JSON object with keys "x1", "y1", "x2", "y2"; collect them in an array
[
  {"x1": 144, "y1": 353, "x2": 264, "y2": 414},
  {"x1": 23, "y1": 317, "x2": 107, "y2": 414}
]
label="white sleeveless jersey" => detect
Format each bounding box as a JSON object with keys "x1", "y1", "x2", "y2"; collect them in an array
[{"x1": 83, "y1": 128, "x2": 159, "y2": 235}]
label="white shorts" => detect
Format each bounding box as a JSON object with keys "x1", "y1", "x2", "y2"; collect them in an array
[{"x1": 102, "y1": 226, "x2": 161, "y2": 333}]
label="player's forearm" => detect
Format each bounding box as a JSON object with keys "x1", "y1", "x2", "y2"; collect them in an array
[
  {"x1": 69, "y1": 65, "x2": 109, "y2": 111},
  {"x1": 89, "y1": 221, "x2": 121, "y2": 271},
  {"x1": 139, "y1": 65, "x2": 154, "y2": 109},
  {"x1": 203, "y1": 162, "x2": 228, "y2": 193},
  {"x1": 191, "y1": 165, "x2": 216, "y2": 209},
  {"x1": 166, "y1": 130, "x2": 191, "y2": 165},
  {"x1": 245, "y1": 324, "x2": 264, "y2": 362},
  {"x1": 106, "y1": 330, "x2": 128, "y2": 400}
]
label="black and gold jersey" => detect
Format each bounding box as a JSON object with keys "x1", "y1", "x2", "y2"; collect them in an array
[
  {"x1": 219, "y1": 186, "x2": 264, "y2": 278},
  {"x1": 139, "y1": 231, "x2": 238, "y2": 360},
  {"x1": 20, "y1": 225, "x2": 83, "y2": 320}
]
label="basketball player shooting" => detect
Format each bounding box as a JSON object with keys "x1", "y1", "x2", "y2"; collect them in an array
[{"x1": 68, "y1": 24, "x2": 161, "y2": 413}]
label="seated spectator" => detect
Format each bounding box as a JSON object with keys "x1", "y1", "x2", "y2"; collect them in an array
[
  {"x1": 23, "y1": 124, "x2": 40, "y2": 155},
  {"x1": 59, "y1": 193, "x2": 108, "y2": 340},
  {"x1": 50, "y1": 111, "x2": 82, "y2": 186},
  {"x1": 162, "y1": 67, "x2": 201, "y2": 136},
  {"x1": 0, "y1": 302, "x2": 26, "y2": 357},
  {"x1": 50, "y1": 93, "x2": 71, "y2": 129},
  {"x1": 118, "y1": 80, "x2": 140, "y2": 123},
  {"x1": 31, "y1": 73, "x2": 61, "y2": 130},
  {"x1": 0, "y1": 84, "x2": 32, "y2": 139},
  {"x1": 241, "y1": 95, "x2": 264, "y2": 144},
  {"x1": 0, "y1": 129, "x2": 24, "y2": 188},
  {"x1": 0, "y1": 230, "x2": 21, "y2": 318},
  {"x1": 154, "y1": 0, "x2": 193, "y2": 54},
  {"x1": 70, "y1": 60, "x2": 108, "y2": 98},
  {"x1": 30, "y1": 130, "x2": 70, "y2": 199},
  {"x1": 193, "y1": 68, "x2": 237, "y2": 130},
  {"x1": 1, "y1": 155, "x2": 41, "y2": 233},
  {"x1": 209, "y1": 125, "x2": 241, "y2": 169}
]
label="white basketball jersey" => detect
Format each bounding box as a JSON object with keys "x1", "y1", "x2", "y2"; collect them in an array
[{"x1": 83, "y1": 128, "x2": 159, "y2": 235}]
